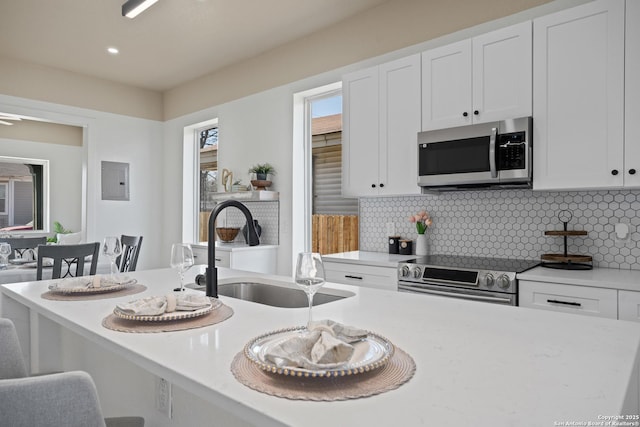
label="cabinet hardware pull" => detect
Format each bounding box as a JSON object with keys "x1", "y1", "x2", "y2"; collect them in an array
[
  {"x1": 462, "y1": 112, "x2": 468, "y2": 117},
  {"x1": 547, "y1": 299, "x2": 581, "y2": 307},
  {"x1": 379, "y1": 183, "x2": 384, "y2": 188},
  {"x1": 474, "y1": 110, "x2": 479, "y2": 115},
  {"x1": 371, "y1": 184, "x2": 376, "y2": 188},
  {"x1": 345, "y1": 275, "x2": 363, "y2": 280},
  {"x1": 611, "y1": 169, "x2": 619, "y2": 176},
  {"x1": 215, "y1": 258, "x2": 222, "y2": 262},
  {"x1": 630, "y1": 169, "x2": 637, "y2": 175}
]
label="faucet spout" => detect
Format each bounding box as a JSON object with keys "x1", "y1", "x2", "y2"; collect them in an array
[{"x1": 205, "y1": 200, "x2": 259, "y2": 298}]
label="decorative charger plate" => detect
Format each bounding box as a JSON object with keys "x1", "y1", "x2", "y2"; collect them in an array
[
  {"x1": 244, "y1": 326, "x2": 395, "y2": 378},
  {"x1": 113, "y1": 297, "x2": 222, "y2": 322},
  {"x1": 9, "y1": 259, "x2": 33, "y2": 265},
  {"x1": 48, "y1": 278, "x2": 138, "y2": 295}
]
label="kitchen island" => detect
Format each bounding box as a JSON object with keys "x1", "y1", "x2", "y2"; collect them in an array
[{"x1": 2, "y1": 266, "x2": 640, "y2": 426}]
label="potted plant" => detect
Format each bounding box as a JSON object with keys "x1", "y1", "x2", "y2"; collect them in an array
[{"x1": 248, "y1": 163, "x2": 276, "y2": 181}]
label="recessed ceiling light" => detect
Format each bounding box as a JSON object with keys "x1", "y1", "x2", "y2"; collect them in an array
[{"x1": 107, "y1": 47, "x2": 119, "y2": 55}]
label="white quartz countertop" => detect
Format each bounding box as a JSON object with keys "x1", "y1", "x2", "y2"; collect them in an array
[
  {"x1": 518, "y1": 266, "x2": 640, "y2": 291},
  {"x1": 2, "y1": 267, "x2": 640, "y2": 426},
  {"x1": 322, "y1": 250, "x2": 415, "y2": 267}
]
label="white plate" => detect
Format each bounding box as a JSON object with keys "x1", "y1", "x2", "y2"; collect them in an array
[
  {"x1": 9, "y1": 258, "x2": 33, "y2": 265},
  {"x1": 244, "y1": 326, "x2": 395, "y2": 377},
  {"x1": 49, "y1": 279, "x2": 137, "y2": 295},
  {"x1": 113, "y1": 297, "x2": 221, "y2": 322}
]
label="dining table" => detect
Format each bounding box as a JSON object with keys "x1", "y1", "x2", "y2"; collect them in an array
[{"x1": 0, "y1": 258, "x2": 111, "y2": 285}]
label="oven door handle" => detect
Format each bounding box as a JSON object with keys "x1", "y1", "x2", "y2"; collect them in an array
[
  {"x1": 398, "y1": 284, "x2": 513, "y2": 304},
  {"x1": 419, "y1": 277, "x2": 479, "y2": 287},
  {"x1": 489, "y1": 126, "x2": 498, "y2": 178}
]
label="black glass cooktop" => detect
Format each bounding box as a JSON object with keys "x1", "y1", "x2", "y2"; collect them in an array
[{"x1": 405, "y1": 254, "x2": 540, "y2": 274}]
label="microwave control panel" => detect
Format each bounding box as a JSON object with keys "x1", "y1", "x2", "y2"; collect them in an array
[{"x1": 497, "y1": 131, "x2": 526, "y2": 170}]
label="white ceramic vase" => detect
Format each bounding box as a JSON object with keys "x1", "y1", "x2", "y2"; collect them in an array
[{"x1": 415, "y1": 233, "x2": 429, "y2": 256}]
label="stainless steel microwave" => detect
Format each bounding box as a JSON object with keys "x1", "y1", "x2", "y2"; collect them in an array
[{"x1": 417, "y1": 117, "x2": 532, "y2": 191}]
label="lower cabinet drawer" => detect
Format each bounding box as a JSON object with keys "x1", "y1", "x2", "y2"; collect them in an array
[
  {"x1": 519, "y1": 280, "x2": 617, "y2": 319},
  {"x1": 324, "y1": 262, "x2": 397, "y2": 291},
  {"x1": 191, "y1": 247, "x2": 207, "y2": 265},
  {"x1": 618, "y1": 290, "x2": 640, "y2": 322},
  {"x1": 213, "y1": 250, "x2": 231, "y2": 268}
]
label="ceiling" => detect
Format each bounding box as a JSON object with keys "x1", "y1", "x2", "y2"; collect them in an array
[{"x1": 0, "y1": 0, "x2": 389, "y2": 92}]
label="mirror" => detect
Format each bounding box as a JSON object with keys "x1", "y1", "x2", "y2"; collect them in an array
[{"x1": 0, "y1": 156, "x2": 49, "y2": 232}]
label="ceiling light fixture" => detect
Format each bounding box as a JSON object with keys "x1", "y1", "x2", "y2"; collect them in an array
[
  {"x1": 107, "y1": 47, "x2": 119, "y2": 55},
  {"x1": 0, "y1": 120, "x2": 14, "y2": 126},
  {"x1": 122, "y1": 0, "x2": 159, "y2": 19}
]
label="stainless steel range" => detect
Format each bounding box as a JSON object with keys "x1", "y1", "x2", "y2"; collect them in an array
[{"x1": 397, "y1": 255, "x2": 540, "y2": 306}]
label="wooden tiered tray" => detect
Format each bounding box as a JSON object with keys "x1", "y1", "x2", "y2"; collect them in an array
[{"x1": 541, "y1": 211, "x2": 592, "y2": 270}]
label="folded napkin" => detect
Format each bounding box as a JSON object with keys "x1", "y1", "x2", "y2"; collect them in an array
[
  {"x1": 48, "y1": 276, "x2": 99, "y2": 291},
  {"x1": 102, "y1": 275, "x2": 136, "y2": 286},
  {"x1": 264, "y1": 320, "x2": 368, "y2": 370},
  {"x1": 48, "y1": 274, "x2": 134, "y2": 291},
  {"x1": 116, "y1": 293, "x2": 211, "y2": 316},
  {"x1": 24, "y1": 259, "x2": 54, "y2": 268}
]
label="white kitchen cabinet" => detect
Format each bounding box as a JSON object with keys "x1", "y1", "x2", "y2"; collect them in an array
[
  {"x1": 625, "y1": 0, "x2": 640, "y2": 188},
  {"x1": 519, "y1": 280, "x2": 618, "y2": 319},
  {"x1": 619, "y1": 290, "x2": 640, "y2": 322},
  {"x1": 342, "y1": 54, "x2": 421, "y2": 197},
  {"x1": 421, "y1": 21, "x2": 532, "y2": 131},
  {"x1": 324, "y1": 260, "x2": 397, "y2": 291},
  {"x1": 190, "y1": 244, "x2": 277, "y2": 275},
  {"x1": 533, "y1": 0, "x2": 628, "y2": 190}
]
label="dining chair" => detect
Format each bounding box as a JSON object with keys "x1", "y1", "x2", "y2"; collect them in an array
[
  {"x1": 36, "y1": 242, "x2": 100, "y2": 280},
  {"x1": 0, "y1": 236, "x2": 47, "y2": 260},
  {"x1": 117, "y1": 235, "x2": 143, "y2": 272},
  {"x1": 0, "y1": 318, "x2": 144, "y2": 427}
]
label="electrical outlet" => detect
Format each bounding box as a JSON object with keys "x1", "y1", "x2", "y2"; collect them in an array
[
  {"x1": 615, "y1": 223, "x2": 630, "y2": 242},
  {"x1": 155, "y1": 377, "x2": 172, "y2": 419}
]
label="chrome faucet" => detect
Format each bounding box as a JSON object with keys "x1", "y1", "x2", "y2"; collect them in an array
[{"x1": 205, "y1": 200, "x2": 259, "y2": 298}]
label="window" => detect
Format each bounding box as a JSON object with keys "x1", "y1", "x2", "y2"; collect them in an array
[
  {"x1": 199, "y1": 126, "x2": 218, "y2": 212},
  {"x1": 0, "y1": 158, "x2": 47, "y2": 231},
  {"x1": 198, "y1": 126, "x2": 218, "y2": 241},
  {"x1": 0, "y1": 183, "x2": 7, "y2": 214},
  {"x1": 308, "y1": 93, "x2": 359, "y2": 255}
]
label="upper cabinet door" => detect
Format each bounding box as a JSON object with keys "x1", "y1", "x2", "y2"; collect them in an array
[
  {"x1": 533, "y1": 0, "x2": 624, "y2": 191},
  {"x1": 625, "y1": 0, "x2": 640, "y2": 188},
  {"x1": 421, "y1": 40, "x2": 472, "y2": 131},
  {"x1": 342, "y1": 67, "x2": 380, "y2": 197},
  {"x1": 472, "y1": 21, "x2": 532, "y2": 124},
  {"x1": 379, "y1": 54, "x2": 421, "y2": 195}
]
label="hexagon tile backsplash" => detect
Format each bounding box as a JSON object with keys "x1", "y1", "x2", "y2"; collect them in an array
[{"x1": 359, "y1": 189, "x2": 640, "y2": 270}]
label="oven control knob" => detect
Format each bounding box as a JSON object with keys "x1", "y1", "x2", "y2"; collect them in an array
[
  {"x1": 399, "y1": 265, "x2": 410, "y2": 278},
  {"x1": 484, "y1": 273, "x2": 495, "y2": 287},
  {"x1": 497, "y1": 274, "x2": 511, "y2": 289},
  {"x1": 412, "y1": 267, "x2": 422, "y2": 279}
]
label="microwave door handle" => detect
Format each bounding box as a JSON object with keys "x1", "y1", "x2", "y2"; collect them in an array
[{"x1": 489, "y1": 127, "x2": 498, "y2": 178}]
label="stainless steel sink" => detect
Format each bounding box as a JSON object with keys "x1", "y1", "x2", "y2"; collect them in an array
[{"x1": 187, "y1": 279, "x2": 355, "y2": 308}]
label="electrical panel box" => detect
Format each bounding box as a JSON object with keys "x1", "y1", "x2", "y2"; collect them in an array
[{"x1": 101, "y1": 161, "x2": 130, "y2": 201}]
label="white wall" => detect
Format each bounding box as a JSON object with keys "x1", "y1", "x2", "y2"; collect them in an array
[{"x1": 0, "y1": 95, "x2": 164, "y2": 270}]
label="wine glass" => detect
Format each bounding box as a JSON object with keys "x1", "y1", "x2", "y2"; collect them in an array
[
  {"x1": 102, "y1": 236, "x2": 123, "y2": 279},
  {"x1": 295, "y1": 252, "x2": 326, "y2": 329},
  {"x1": 0, "y1": 243, "x2": 11, "y2": 268},
  {"x1": 170, "y1": 243, "x2": 194, "y2": 292}
]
